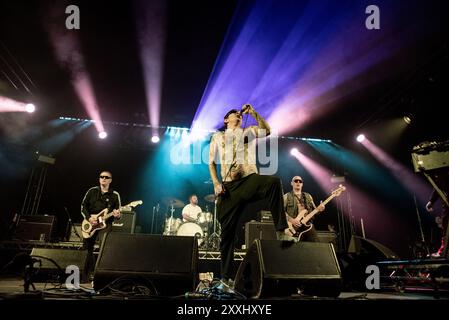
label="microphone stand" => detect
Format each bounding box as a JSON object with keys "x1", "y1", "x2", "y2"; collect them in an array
[
  {"x1": 168, "y1": 204, "x2": 175, "y2": 234},
  {"x1": 151, "y1": 203, "x2": 160, "y2": 234},
  {"x1": 207, "y1": 199, "x2": 220, "y2": 250},
  {"x1": 7, "y1": 213, "x2": 20, "y2": 240},
  {"x1": 64, "y1": 207, "x2": 81, "y2": 241},
  {"x1": 151, "y1": 206, "x2": 156, "y2": 234},
  {"x1": 413, "y1": 194, "x2": 431, "y2": 258}
]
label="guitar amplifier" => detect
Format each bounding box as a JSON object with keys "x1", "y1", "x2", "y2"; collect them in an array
[
  {"x1": 13, "y1": 215, "x2": 57, "y2": 241},
  {"x1": 244, "y1": 221, "x2": 276, "y2": 248},
  {"x1": 112, "y1": 211, "x2": 136, "y2": 234},
  {"x1": 257, "y1": 210, "x2": 273, "y2": 222}
]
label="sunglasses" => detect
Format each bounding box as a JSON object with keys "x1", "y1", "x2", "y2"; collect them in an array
[
  {"x1": 99, "y1": 176, "x2": 112, "y2": 179},
  {"x1": 293, "y1": 179, "x2": 303, "y2": 183}
]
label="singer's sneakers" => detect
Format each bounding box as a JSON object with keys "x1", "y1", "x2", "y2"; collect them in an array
[{"x1": 215, "y1": 279, "x2": 235, "y2": 294}]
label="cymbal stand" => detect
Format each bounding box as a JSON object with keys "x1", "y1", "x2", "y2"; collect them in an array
[
  {"x1": 166, "y1": 204, "x2": 175, "y2": 234},
  {"x1": 206, "y1": 199, "x2": 220, "y2": 250}
]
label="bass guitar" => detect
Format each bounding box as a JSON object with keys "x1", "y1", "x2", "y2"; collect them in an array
[{"x1": 286, "y1": 185, "x2": 345, "y2": 241}]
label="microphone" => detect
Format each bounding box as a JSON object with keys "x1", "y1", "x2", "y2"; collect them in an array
[{"x1": 156, "y1": 203, "x2": 160, "y2": 212}]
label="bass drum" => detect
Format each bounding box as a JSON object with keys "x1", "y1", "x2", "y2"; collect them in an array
[{"x1": 176, "y1": 222, "x2": 204, "y2": 246}]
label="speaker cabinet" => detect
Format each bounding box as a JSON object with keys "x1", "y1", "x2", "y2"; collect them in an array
[
  {"x1": 14, "y1": 215, "x2": 57, "y2": 241},
  {"x1": 30, "y1": 248, "x2": 88, "y2": 282},
  {"x1": 340, "y1": 236, "x2": 399, "y2": 290},
  {"x1": 244, "y1": 221, "x2": 277, "y2": 248},
  {"x1": 112, "y1": 211, "x2": 136, "y2": 234},
  {"x1": 235, "y1": 240, "x2": 342, "y2": 298},
  {"x1": 348, "y1": 236, "x2": 399, "y2": 260},
  {"x1": 94, "y1": 233, "x2": 198, "y2": 295}
]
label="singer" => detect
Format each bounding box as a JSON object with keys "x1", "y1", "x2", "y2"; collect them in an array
[{"x1": 208, "y1": 104, "x2": 294, "y2": 291}]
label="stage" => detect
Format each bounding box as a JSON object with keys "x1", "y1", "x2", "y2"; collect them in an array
[{"x1": 1, "y1": 238, "x2": 449, "y2": 302}]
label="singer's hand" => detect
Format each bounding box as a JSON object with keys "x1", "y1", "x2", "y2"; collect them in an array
[
  {"x1": 214, "y1": 183, "x2": 224, "y2": 197},
  {"x1": 241, "y1": 104, "x2": 255, "y2": 115}
]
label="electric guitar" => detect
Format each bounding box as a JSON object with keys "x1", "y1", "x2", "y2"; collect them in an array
[
  {"x1": 81, "y1": 200, "x2": 143, "y2": 238},
  {"x1": 286, "y1": 185, "x2": 345, "y2": 241}
]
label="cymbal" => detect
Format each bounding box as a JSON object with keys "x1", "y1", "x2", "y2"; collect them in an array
[
  {"x1": 163, "y1": 197, "x2": 185, "y2": 208},
  {"x1": 204, "y1": 194, "x2": 216, "y2": 203}
]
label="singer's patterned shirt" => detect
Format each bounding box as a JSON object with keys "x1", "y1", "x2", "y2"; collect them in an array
[{"x1": 209, "y1": 126, "x2": 262, "y2": 182}]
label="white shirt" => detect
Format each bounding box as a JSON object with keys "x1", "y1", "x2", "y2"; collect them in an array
[{"x1": 182, "y1": 204, "x2": 202, "y2": 222}]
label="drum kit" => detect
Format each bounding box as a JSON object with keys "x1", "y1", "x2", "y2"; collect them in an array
[{"x1": 162, "y1": 194, "x2": 221, "y2": 250}]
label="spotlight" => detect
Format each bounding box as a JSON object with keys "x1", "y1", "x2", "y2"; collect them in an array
[
  {"x1": 151, "y1": 135, "x2": 160, "y2": 144},
  {"x1": 25, "y1": 103, "x2": 35, "y2": 113},
  {"x1": 356, "y1": 134, "x2": 365, "y2": 143},
  {"x1": 290, "y1": 148, "x2": 299, "y2": 156},
  {"x1": 98, "y1": 131, "x2": 108, "y2": 139},
  {"x1": 403, "y1": 115, "x2": 412, "y2": 125}
]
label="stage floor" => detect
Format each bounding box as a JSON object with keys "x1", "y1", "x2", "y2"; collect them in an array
[{"x1": 0, "y1": 276, "x2": 448, "y2": 301}]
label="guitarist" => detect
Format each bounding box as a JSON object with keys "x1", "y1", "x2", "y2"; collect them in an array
[
  {"x1": 80, "y1": 170, "x2": 121, "y2": 280},
  {"x1": 283, "y1": 176, "x2": 325, "y2": 242}
]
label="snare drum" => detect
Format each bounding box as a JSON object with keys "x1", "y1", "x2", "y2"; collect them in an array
[
  {"x1": 197, "y1": 212, "x2": 212, "y2": 224},
  {"x1": 163, "y1": 217, "x2": 181, "y2": 235},
  {"x1": 176, "y1": 222, "x2": 204, "y2": 246},
  {"x1": 197, "y1": 212, "x2": 212, "y2": 232}
]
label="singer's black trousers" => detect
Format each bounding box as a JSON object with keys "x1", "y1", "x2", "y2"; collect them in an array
[{"x1": 217, "y1": 173, "x2": 288, "y2": 280}]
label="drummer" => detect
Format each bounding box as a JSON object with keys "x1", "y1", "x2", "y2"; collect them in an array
[{"x1": 182, "y1": 194, "x2": 202, "y2": 223}]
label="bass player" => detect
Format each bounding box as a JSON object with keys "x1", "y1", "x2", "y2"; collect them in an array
[{"x1": 283, "y1": 176, "x2": 325, "y2": 242}]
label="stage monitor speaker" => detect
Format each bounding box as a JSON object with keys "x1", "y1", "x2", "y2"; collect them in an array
[
  {"x1": 112, "y1": 211, "x2": 136, "y2": 234},
  {"x1": 94, "y1": 233, "x2": 198, "y2": 296},
  {"x1": 30, "y1": 248, "x2": 88, "y2": 282},
  {"x1": 14, "y1": 215, "x2": 57, "y2": 241},
  {"x1": 347, "y1": 235, "x2": 399, "y2": 260},
  {"x1": 244, "y1": 221, "x2": 276, "y2": 248},
  {"x1": 342, "y1": 236, "x2": 399, "y2": 290},
  {"x1": 235, "y1": 240, "x2": 342, "y2": 298}
]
